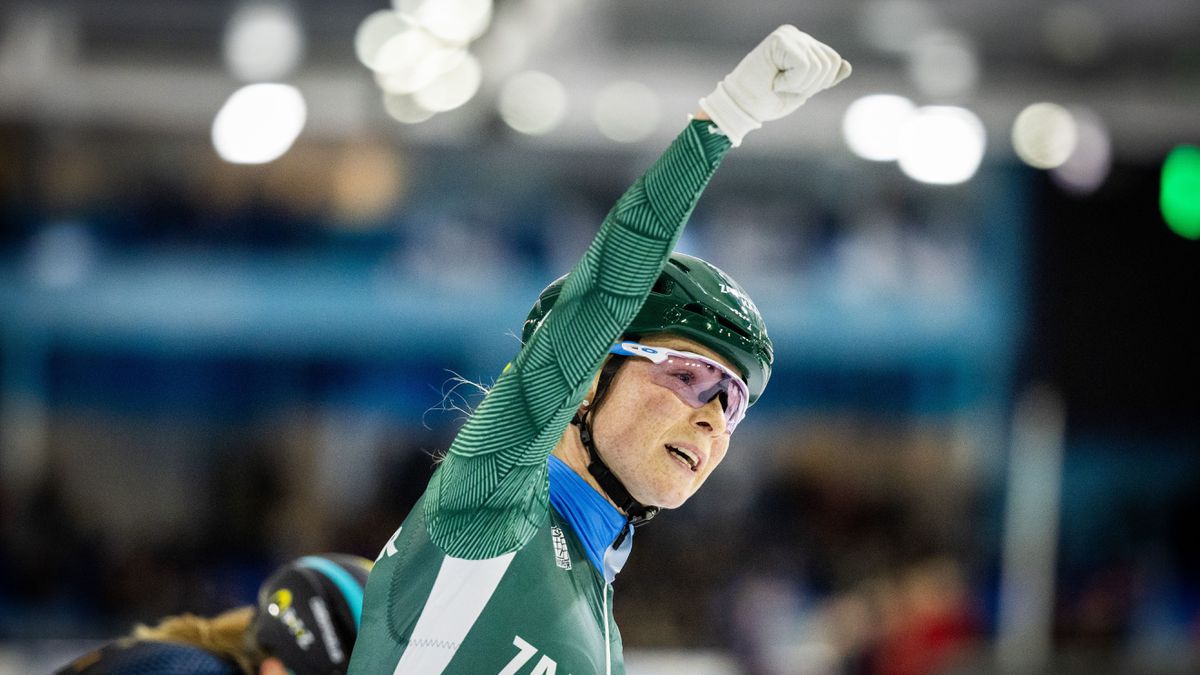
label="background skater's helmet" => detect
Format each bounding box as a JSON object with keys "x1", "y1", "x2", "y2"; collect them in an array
[
  {"x1": 248, "y1": 554, "x2": 372, "y2": 675},
  {"x1": 522, "y1": 252, "x2": 773, "y2": 403}
]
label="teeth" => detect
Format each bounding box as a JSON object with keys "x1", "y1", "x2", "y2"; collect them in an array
[{"x1": 666, "y1": 444, "x2": 697, "y2": 471}]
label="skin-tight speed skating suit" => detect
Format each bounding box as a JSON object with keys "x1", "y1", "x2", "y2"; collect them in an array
[{"x1": 348, "y1": 119, "x2": 731, "y2": 675}]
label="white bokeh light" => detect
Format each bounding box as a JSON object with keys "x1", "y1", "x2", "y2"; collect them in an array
[
  {"x1": 499, "y1": 71, "x2": 567, "y2": 136},
  {"x1": 224, "y1": 1, "x2": 305, "y2": 82},
  {"x1": 396, "y1": 0, "x2": 493, "y2": 45},
  {"x1": 413, "y1": 52, "x2": 482, "y2": 112},
  {"x1": 593, "y1": 80, "x2": 660, "y2": 143},
  {"x1": 372, "y1": 30, "x2": 466, "y2": 94},
  {"x1": 897, "y1": 106, "x2": 986, "y2": 185},
  {"x1": 842, "y1": 94, "x2": 916, "y2": 161},
  {"x1": 1012, "y1": 102, "x2": 1078, "y2": 169},
  {"x1": 212, "y1": 84, "x2": 306, "y2": 164},
  {"x1": 354, "y1": 9, "x2": 409, "y2": 70},
  {"x1": 383, "y1": 91, "x2": 435, "y2": 124}
]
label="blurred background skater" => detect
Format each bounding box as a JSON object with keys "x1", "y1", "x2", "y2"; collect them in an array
[{"x1": 53, "y1": 554, "x2": 371, "y2": 675}]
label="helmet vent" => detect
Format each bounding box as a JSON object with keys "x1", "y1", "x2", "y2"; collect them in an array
[
  {"x1": 717, "y1": 315, "x2": 752, "y2": 339},
  {"x1": 684, "y1": 302, "x2": 752, "y2": 339},
  {"x1": 652, "y1": 277, "x2": 674, "y2": 295}
]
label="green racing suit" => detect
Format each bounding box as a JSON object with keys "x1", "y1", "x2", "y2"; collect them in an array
[{"x1": 348, "y1": 119, "x2": 731, "y2": 675}]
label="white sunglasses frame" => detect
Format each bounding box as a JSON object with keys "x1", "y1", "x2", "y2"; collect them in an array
[{"x1": 608, "y1": 341, "x2": 749, "y2": 432}]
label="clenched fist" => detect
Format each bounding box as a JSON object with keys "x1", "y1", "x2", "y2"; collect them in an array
[{"x1": 700, "y1": 25, "x2": 852, "y2": 146}]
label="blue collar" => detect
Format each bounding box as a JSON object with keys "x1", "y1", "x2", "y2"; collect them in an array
[{"x1": 548, "y1": 455, "x2": 633, "y2": 583}]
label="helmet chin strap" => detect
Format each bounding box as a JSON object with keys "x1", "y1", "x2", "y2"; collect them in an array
[
  {"x1": 570, "y1": 357, "x2": 660, "y2": 529},
  {"x1": 572, "y1": 409, "x2": 660, "y2": 527}
]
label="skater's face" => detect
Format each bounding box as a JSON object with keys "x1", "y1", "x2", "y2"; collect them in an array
[{"x1": 588, "y1": 335, "x2": 738, "y2": 509}]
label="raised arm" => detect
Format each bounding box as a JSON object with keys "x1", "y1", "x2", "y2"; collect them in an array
[{"x1": 424, "y1": 26, "x2": 851, "y2": 559}]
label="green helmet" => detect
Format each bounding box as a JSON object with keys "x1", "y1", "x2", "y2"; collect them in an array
[{"x1": 522, "y1": 252, "x2": 773, "y2": 403}]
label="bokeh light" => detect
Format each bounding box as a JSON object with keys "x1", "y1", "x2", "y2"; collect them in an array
[
  {"x1": 354, "y1": 9, "x2": 409, "y2": 71},
  {"x1": 373, "y1": 41, "x2": 467, "y2": 95},
  {"x1": 499, "y1": 71, "x2": 567, "y2": 136},
  {"x1": 1050, "y1": 107, "x2": 1111, "y2": 195},
  {"x1": 1012, "y1": 102, "x2": 1078, "y2": 169},
  {"x1": 396, "y1": 0, "x2": 493, "y2": 45},
  {"x1": 593, "y1": 80, "x2": 660, "y2": 143},
  {"x1": 371, "y1": 27, "x2": 463, "y2": 93},
  {"x1": 1160, "y1": 145, "x2": 1200, "y2": 240},
  {"x1": 842, "y1": 94, "x2": 916, "y2": 161},
  {"x1": 330, "y1": 141, "x2": 407, "y2": 226},
  {"x1": 383, "y1": 91, "x2": 436, "y2": 124},
  {"x1": 413, "y1": 52, "x2": 482, "y2": 112},
  {"x1": 897, "y1": 106, "x2": 986, "y2": 185},
  {"x1": 211, "y1": 84, "x2": 307, "y2": 164},
  {"x1": 224, "y1": 1, "x2": 305, "y2": 82}
]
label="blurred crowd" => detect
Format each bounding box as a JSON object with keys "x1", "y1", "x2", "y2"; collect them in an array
[{"x1": 3, "y1": 397, "x2": 1197, "y2": 673}]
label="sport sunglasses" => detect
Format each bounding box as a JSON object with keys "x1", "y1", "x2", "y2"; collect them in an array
[{"x1": 609, "y1": 341, "x2": 749, "y2": 433}]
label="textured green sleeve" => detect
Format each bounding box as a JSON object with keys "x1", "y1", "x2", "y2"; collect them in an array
[{"x1": 425, "y1": 119, "x2": 732, "y2": 558}]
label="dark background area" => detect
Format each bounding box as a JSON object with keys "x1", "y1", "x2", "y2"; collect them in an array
[{"x1": 1032, "y1": 165, "x2": 1198, "y2": 437}]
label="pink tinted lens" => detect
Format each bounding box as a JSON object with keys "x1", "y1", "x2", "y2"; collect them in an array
[{"x1": 649, "y1": 354, "x2": 746, "y2": 429}]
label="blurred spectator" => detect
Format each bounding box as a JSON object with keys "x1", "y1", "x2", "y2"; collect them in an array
[{"x1": 865, "y1": 558, "x2": 980, "y2": 675}]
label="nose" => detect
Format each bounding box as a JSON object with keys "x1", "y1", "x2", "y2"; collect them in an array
[{"x1": 692, "y1": 395, "x2": 728, "y2": 436}]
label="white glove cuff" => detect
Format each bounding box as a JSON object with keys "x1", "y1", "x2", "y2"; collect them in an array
[{"x1": 699, "y1": 82, "x2": 761, "y2": 147}]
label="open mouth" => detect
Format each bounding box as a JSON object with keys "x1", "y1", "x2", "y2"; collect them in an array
[{"x1": 666, "y1": 444, "x2": 698, "y2": 472}]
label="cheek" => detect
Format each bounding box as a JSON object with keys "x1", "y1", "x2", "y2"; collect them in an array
[
  {"x1": 695, "y1": 441, "x2": 729, "y2": 483},
  {"x1": 617, "y1": 409, "x2": 674, "y2": 455},
  {"x1": 607, "y1": 380, "x2": 679, "y2": 429},
  {"x1": 708, "y1": 444, "x2": 728, "y2": 470}
]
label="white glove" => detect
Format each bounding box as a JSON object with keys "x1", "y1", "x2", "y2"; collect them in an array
[{"x1": 700, "y1": 25, "x2": 852, "y2": 147}]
